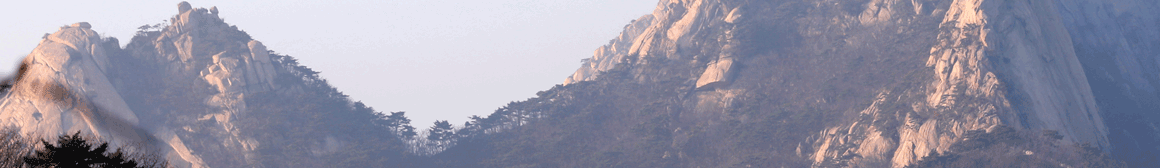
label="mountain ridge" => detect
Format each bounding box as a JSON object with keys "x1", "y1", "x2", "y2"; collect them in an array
[
  {"x1": 1, "y1": 2, "x2": 417, "y2": 167},
  {"x1": 0, "y1": 0, "x2": 1157, "y2": 167},
  {"x1": 464, "y1": 0, "x2": 1154, "y2": 167}
]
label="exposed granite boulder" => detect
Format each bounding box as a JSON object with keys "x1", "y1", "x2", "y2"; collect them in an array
[
  {"x1": 246, "y1": 40, "x2": 277, "y2": 91},
  {"x1": 178, "y1": 1, "x2": 192, "y2": 13},
  {"x1": 724, "y1": 7, "x2": 742, "y2": 24},
  {"x1": 200, "y1": 40, "x2": 277, "y2": 94},
  {"x1": 694, "y1": 58, "x2": 733, "y2": 88},
  {"x1": 71, "y1": 22, "x2": 91, "y2": 29}
]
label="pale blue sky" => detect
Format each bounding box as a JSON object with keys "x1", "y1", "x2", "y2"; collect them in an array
[{"x1": 0, "y1": 1, "x2": 658, "y2": 128}]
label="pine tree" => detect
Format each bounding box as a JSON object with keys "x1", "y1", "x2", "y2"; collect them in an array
[
  {"x1": 22, "y1": 132, "x2": 155, "y2": 168},
  {"x1": 427, "y1": 120, "x2": 456, "y2": 150},
  {"x1": 384, "y1": 111, "x2": 418, "y2": 138}
]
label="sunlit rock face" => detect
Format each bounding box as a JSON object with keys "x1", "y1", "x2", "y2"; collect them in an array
[
  {"x1": 0, "y1": 23, "x2": 207, "y2": 167},
  {"x1": 558, "y1": 0, "x2": 1159, "y2": 167},
  {"x1": 0, "y1": 2, "x2": 304, "y2": 168},
  {"x1": 1, "y1": 0, "x2": 1157, "y2": 167}
]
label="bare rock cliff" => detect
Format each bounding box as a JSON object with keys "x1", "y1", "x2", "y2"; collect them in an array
[
  {"x1": 0, "y1": 2, "x2": 332, "y2": 168},
  {"x1": 0, "y1": 23, "x2": 207, "y2": 167},
  {"x1": 556, "y1": 0, "x2": 1158, "y2": 167}
]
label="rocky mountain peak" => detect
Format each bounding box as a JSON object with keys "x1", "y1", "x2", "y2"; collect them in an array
[
  {"x1": 544, "y1": 0, "x2": 1150, "y2": 167},
  {"x1": 0, "y1": 2, "x2": 289, "y2": 167},
  {"x1": 1, "y1": 0, "x2": 1157, "y2": 167},
  {"x1": 0, "y1": 20, "x2": 207, "y2": 167}
]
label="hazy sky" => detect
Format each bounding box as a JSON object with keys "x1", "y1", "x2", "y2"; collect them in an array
[{"x1": 0, "y1": 0, "x2": 658, "y2": 128}]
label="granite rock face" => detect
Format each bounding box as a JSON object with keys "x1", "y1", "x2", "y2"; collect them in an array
[
  {"x1": 560, "y1": 0, "x2": 1160, "y2": 167},
  {"x1": 694, "y1": 58, "x2": 734, "y2": 88},
  {"x1": 120, "y1": 3, "x2": 284, "y2": 167},
  {"x1": 0, "y1": 2, "x2": 306, "y2": 168},
  {"x1": 564, "y1": 15, "x2": 656, "y2": 84},
  {"x1": 1053, "y1": 0, "x2": 1160, "y2": 163},
  {"x1": 1, "y1": 0, "x2": 1157, "y2": 167},
  {"x1": 0, "y1": 23, "x2": 206, "y2": 167}
]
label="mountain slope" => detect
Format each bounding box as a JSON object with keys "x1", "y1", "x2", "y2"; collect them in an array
[
  {"x1": 0, "y1": 2, "x2": 419, "y2": 168},
  {"x1": 0, "y1": 1, "x2": 1156, "y2": 168},
  {"x1": 436, "y1": 0, "x2": 1158, "y2": 167}
]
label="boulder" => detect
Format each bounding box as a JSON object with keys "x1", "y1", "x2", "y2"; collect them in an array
[
  {"x1": 695, "y1": 58, "x2": 734, "y2": 88},
  {"x1": 247, "y1": 40, "x2": 277, "y2": 90},
  {"x1": 725, "y1": 8, "x2": 742, "y2": 23},
  {"x1": 47, "y1": 25, "x2": 100, "y2": 51},
  {"x1": 70, "y1": 22, "x2": 91, "y2": 29},
  {"x1": 178, "y1": 1, "x2": 192, "y2": 13}
]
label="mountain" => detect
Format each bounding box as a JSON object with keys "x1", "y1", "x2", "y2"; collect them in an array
[
  {"x1": 0, "y1": 0, "x2": 1157, "y2": 168},
  {"x1": 0, "y1": 2, "x2": 417, "y2": 168},
  {"x1": 434, "y1": 0, "x2": 1158, "y2": 167}
]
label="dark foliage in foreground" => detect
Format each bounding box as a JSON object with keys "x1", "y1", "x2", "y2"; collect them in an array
[{"x1": 1, "y1": 130, "x2": 167, "y2": 168}]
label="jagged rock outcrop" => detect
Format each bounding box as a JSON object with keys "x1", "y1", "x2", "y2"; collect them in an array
[
  {"x1": 110, "y1": 3, "x2": 415, "y2": 167},
  {"x1": 0, "y1": 23, "x2": 206, "y2": 167},
  {"x1": 564, "y1": 15, "x2": 656, "y2": 84},
  {"x1": 2, "y1": 0, "x2": 1156, "y2": 167},
  {"x1": 1, "y1": 2, "x2": 367, "y2": 168},
  {"x1": 932, "y1": 0, "x2": 1107, "y2": 147},
  {"x1": 546, "y1": 0, "x2": 1154, "y2": 167},
  {"x1": 118, "y1": 3, "x2": 285, "y2": 167},
  {"x1": 848, "y1": 0, "x2": 1110, "y2": 167},
  {"x1": 202, "y1": 40, "x2": 278, "y2": 94}
]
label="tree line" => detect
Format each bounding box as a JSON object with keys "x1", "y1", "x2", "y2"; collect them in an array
[{"x1": 0, "y1": 127, "x2": 167, "y2": 168}]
